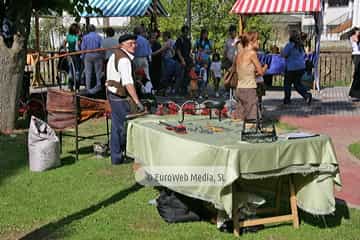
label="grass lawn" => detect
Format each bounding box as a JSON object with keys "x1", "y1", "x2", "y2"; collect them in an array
[
  {"x1": 1, "y1": 119, "x2": 360, "y2": 240},
  {"x1": 348, "y1": 141, "x2": 360, "y2": 160}
]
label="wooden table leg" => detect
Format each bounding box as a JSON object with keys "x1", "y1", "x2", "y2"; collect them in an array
[
  {"x1": 232, "y1": 183, "x2": 240, "y2": 237},
  {"x1": 232, "y1": 176, "x2": 299, "y2": 237},
  {"x1": 289, "y1": 176, "x2": 299, "y2": 228}
]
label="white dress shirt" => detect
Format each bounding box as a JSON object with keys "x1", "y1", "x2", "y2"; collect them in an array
[{"x1": 106, "y1": 48, "x2": 135, "y2": 94}]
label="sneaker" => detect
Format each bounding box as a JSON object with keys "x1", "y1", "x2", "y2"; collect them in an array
[{"x1": 306, "y1": 93, "x2": 312, "y2": 105}]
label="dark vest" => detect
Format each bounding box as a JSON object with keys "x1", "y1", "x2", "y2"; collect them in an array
[{"x1": 106, "y1": 49, "x2": 135, "y2": 97}]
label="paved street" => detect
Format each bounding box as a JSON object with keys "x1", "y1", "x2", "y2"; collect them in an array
[
  {"x1": 263, "y1": 87, "x2": 360, "y2": 117},
  {"x1": 262, "y1": 87, "x2": 360, "y2": 208}
]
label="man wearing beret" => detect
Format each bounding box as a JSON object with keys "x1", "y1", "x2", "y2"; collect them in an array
[{"x1": 106, "y1": 34, "x2": 145, "y2": 164}]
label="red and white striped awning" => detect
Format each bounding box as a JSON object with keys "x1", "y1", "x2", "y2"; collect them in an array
[{"x1": 231, "y1": 0, "x2": 321, "y2": 14}]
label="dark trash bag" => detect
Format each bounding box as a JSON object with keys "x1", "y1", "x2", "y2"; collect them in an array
[
  {"x1": 156, "y1": 190, "x2": 201, "y2": 223},
  {"x1": 28, "y1": 116, "x2": 60, "y2": 172}
]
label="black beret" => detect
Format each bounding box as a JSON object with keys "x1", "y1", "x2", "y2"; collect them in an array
[{"x1": 118, "y1": 34, "x2": 137, "y2": 44}]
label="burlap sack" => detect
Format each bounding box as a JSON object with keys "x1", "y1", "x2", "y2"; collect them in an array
[{"x1": 28, "y1": 116, "x2": 60, "y2": 172}]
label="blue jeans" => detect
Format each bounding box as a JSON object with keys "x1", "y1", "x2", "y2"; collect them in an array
[
  {"x1": 108, "y1": 92, "x2": 130, "y2": 164},
  {"x1": 284, "y1": 69, "x2": 310, "y2": 103},
  {"x1": 68, "y1": 55, "x2": 81, "y2": 90},
  {"x1": 84, "y1": 53, "x2": 104, "y2": 94}
]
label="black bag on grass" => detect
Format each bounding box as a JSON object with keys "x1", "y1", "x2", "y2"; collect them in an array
[{"x1": 156, "y1": 189, "x2": 201, "y2": 223}]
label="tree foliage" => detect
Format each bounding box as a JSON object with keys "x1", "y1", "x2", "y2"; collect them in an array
[
  {"x1": 32, "y1": 0, "x2": 102, "y2": 21},
  {"x1": 27, "y1": 17, "x2": 66, "y2": 51},
  {"x1": 0, "y1": 0, "x2": 97, "y2": 132},
  {"x1": 244, "y1": 16, "x2": 274, "y2": 51}
]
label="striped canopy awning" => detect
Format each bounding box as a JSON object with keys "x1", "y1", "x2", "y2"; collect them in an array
[
  {"x1": 231, "y1": 0, "x2": 321, "y2": 14},
  {"x1": 82, "y1": 0, "x2": 169, "y2": 17}
]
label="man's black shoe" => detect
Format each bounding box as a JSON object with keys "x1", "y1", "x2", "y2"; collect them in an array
[{"x1": 306, "y1": 93, "x2": 312, "y2": 105}]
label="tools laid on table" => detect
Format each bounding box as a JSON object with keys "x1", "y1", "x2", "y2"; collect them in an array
[
  {"x1": 205, "y1": 124, "x2": 224, "y2": 133},
  {"x1": 159, "y1": 121, "x2": 187, "y2": 134},
  {"x1": 159, "y1": 120, "x2": 228, "y2": 135}
]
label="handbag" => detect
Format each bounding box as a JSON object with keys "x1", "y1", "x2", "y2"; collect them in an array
[{"x1": 224, "y1": 65, "x2": 238, "y2": 89}]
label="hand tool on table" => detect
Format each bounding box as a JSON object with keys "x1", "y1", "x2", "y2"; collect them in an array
[
  {"x1": 206, "y1": 124, "x2": 224, "y2": 133},
  {"x1": 159, "y1": 121, "x2": 187, "y2": 134},
  {"x1": 126, "y1": 111, "x2": 148, "y2": 120}
]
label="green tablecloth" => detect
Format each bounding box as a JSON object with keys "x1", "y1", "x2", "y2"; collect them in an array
[{"x1": 126, "y1": 115, "x2": 341, "y2": 216}]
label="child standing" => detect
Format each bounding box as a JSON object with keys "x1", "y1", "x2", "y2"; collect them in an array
[
  {"x1": 210, "y1": 53, "x2": 222, "y2": 97},
  {"x1": 188, "y1": 67, "x2": 199, "y2": 98}
]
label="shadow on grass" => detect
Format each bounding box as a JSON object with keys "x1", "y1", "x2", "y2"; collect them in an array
[
  {"x1": 60, "y1": 156, "x2": 76, "y2": 166},
  {"x1": 19, "y1": 183, "x2": 143, "y2": 240},
  {"x1": 62, "y1": 132, "x2": 109, "y2": 141},
  {"x1": 68, "y1": 145, "x2": 94, "y2": 155},
  {"x1": 244, "y1": 198, "x2": 350, "y2": 234},
  {"x1": 298, "y1": 198, "x2": 350, "y2": 228},
  {"x1": 0, "y1": 133, "x2": 27, "y2": 186}
]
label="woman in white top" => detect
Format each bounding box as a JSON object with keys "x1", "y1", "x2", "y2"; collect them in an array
[{"x1": 210, "y1": 53, "x2": 222, "y2": 97}]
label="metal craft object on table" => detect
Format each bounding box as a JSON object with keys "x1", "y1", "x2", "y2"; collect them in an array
[
  {"x1": 178, "y1": 100, "x2": 226, "y2": 123},
  {"x1": 241, "y1": 120, "x2": 277, "y2": 143}
]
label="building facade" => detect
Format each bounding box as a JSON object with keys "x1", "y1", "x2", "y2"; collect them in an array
[{"x1": 302, "y1": 0, "x2": 360, "y2": 40}]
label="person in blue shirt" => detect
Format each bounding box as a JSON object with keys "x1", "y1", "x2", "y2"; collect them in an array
[
  {"x1": 281, "y1": 30, "x2": 312, "y2": 105},
  {"x1": 81, "y1": 24, "x2": 104, "y2": 95},
  {"x1": 194, "y1": 28, "x2": 212, "y2": 84},
  {"x1": 133, "y1": 26, "x2": 152, "y2": 82}
]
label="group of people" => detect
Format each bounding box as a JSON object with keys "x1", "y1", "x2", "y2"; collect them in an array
[
  {"x1": 232, "y1": 29, "x2": 313, "y2": 121},
  {"x1": 61, "y1": 22, "x2": 318, "y2": 164},
  {"x1": 62, "y1": 22, "x2": 241, "y2": 100},
  {"x1": 101, "y1": 26, "x2": 235, "y2": 164},
  {"x1": 63, "y1": 23, "x2": 105, "y2": 94},
  {"x1": 144, "y1": 25, "x2": 227, "y2": 99}
]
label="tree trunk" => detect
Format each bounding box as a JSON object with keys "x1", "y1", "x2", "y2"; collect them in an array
[{"x1": 0, "y1": 0, "x2": 32, "y2": 133}]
